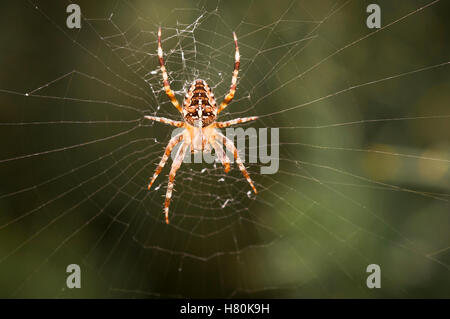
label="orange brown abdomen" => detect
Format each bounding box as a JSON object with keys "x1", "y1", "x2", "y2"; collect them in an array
[{"x1": 183, "y1": 79, "x2": 217, "y2": 127}]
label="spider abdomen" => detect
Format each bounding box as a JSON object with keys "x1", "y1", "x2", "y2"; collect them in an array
[{"x1": 183, "y1": 79, "x2": 217, "y2": 127}]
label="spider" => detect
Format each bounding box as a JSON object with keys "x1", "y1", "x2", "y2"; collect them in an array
[{"x1": 145, "y1": 28, "x2": 258, "y2": 224}]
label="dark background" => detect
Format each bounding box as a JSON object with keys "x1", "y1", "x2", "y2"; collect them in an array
[{"x1": 0, "y1": 0, "x2": 449, "y2": 298}]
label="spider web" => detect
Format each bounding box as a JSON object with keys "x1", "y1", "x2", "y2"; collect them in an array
[{"x1": 0, "y1": 0, "x2": 449, "y2": 298}]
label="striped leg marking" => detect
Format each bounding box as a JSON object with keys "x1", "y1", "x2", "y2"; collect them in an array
[
  {"x1": 210, "y1": 138, "x2": 230, "y2": 173},
  {"x1": 215, "y1": 116, "x2": 258, "y2": 128},
  {"x1": 158, "y1": 27, "x2": 182, "y2": 113},
  {"x1": 145, "y1": 115, "x2": 185, "y2": 127},
  {"x1": 164, "y1": 141, "x2": 189, "y2": 224},
  {"x1": 216, "y1": 132, "x2": 258, "y2": 194},
  {"x1": 218, "y1": 32, "x2": 240, "y2": 114},
  {"x1": 147, "y1": 132, "x2": 184, "y2": 190}
]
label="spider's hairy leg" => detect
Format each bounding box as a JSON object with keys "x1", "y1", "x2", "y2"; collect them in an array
[
  {"x1": 216, "y1": 132, "x2": 258, "y2": 194},
  {"x1": 164, "y1": 141, "x2": 189, "y2": 224},
  {"x1": 158, "y1": 27, "x2": 182, "y2": 113},
  {"x1": 218, "y1": 32, "x2": 240, "y2": 114},
  {"x1": 210, "y1": 138, "x2": 230, "y2": 173},
  {"x1": 144, "y1": 115, "x2": 185, "y2": 127},
  {"x1": 147, "y1": 132, "x2": 184, "y2": 190},
  {"x1": 215, "y1": 116, "x2": 258, "y2": 128}
]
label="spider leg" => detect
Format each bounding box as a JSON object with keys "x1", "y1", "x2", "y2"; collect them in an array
[
  {"x1": 217, "y1": 32, "x2": 240, "y2": 114},
  {"x1": 215, "y1": 116, "x2": 258, "y2": 128},
  {"x1": 210, "y1": 138, "x2": 230, "y2": 173},
  {"x1": 164, "y1": 141, "x2": 189, "y2": 224},
  {"x1": 147, "y1": 132, "x2": 184, "y2": 190},
  {"x1": 158, "y1": 27, "x2": 183, "y2": 113},
  {"x1": 145, "y1": 115, "x2": 185, "y2": 127},
  {"x1": 216, "y1": 132, "x2": 258, "y2": 194}
]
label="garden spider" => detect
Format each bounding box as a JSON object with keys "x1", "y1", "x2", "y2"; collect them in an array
[{"x1": 145, "y1": 28, "x2": 258, "y2": 224}]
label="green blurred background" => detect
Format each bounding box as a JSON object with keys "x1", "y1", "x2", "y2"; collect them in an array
[{"x1": 0, "y1": 0, "x2": 449, "y2": 298}]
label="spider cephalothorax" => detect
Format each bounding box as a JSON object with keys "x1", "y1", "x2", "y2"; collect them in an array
[{"x1": 145, "y1": 28, "x2": 258, "y2": 224}]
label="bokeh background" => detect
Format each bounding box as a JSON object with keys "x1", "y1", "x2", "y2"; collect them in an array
[{"x1": 0, "y1": 0, "x2": 449, "y2": 298}]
